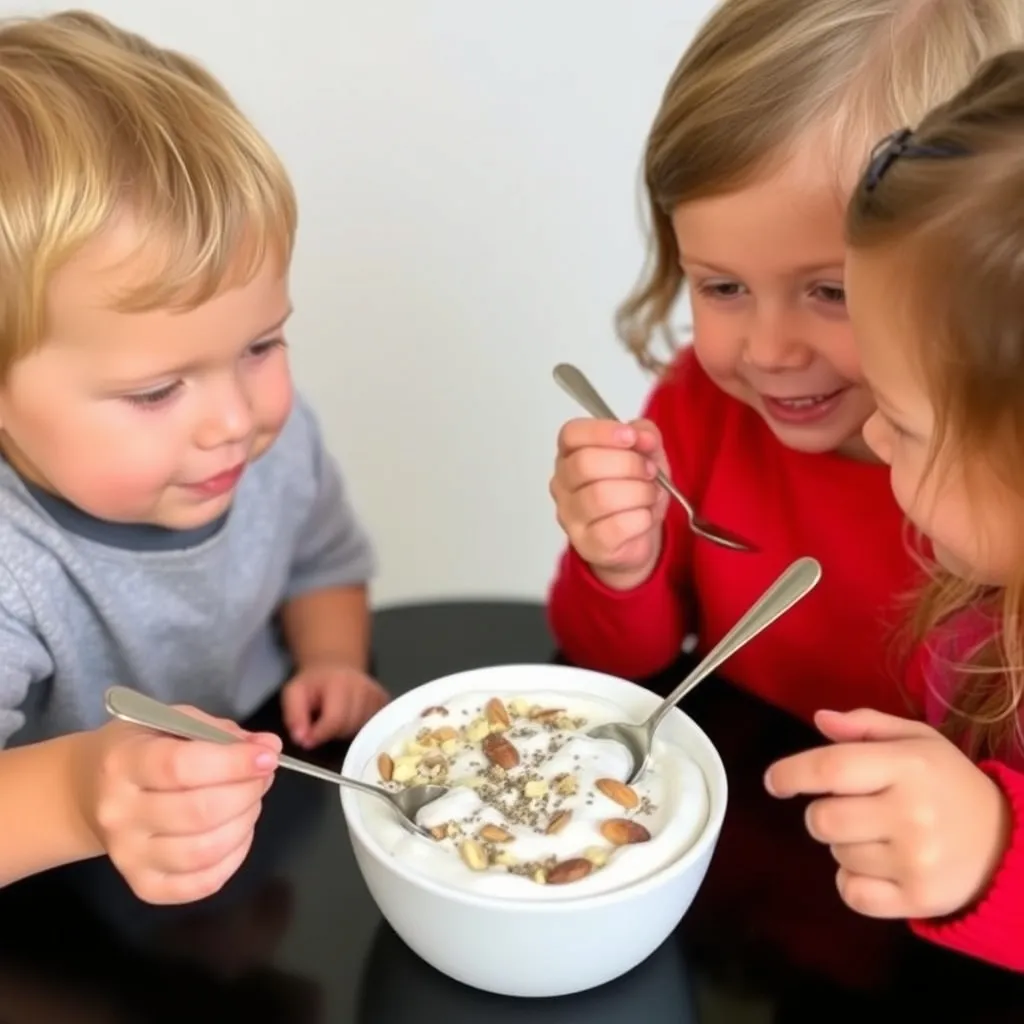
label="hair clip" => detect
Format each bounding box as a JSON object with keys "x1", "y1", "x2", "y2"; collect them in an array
[
  {"x1": 862, "y1": 127, "x2": 971, "y2": 194},
  {"x1": 863, "y1": 127, "x2": 914, "y2": 192}
]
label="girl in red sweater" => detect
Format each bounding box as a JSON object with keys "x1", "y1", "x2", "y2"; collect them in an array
[
  {"x1": 547, "y1": 0, "x2": 1024, "y2": 724},
  {"x1": 767, "y1": 51, "x2": 1024, "y2": 974}
]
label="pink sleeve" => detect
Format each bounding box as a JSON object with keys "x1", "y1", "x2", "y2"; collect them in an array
[{"x1": 910, "y1": 761, "x2": 1024, "y2": 972}]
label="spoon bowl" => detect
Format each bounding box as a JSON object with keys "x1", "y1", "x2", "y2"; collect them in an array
[
  {"x1": 552, "y1": 362, "x2": 758, "y2": 554},
  {"x1": 103, "y1": 685, "x2": 446, "y2": 840},
  {"x1": 589, "y1": 556, "x2": 822, "y2": 782}
]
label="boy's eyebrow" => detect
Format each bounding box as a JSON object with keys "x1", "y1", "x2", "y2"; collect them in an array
[{"x1": 680, "y1": 255, "x2": 844, "y2": 276}]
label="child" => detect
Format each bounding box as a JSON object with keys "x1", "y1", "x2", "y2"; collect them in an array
[
  {"x1": 0, "y1": 12, "x2": 388, "y2": 903},
  {"x1": 766, "y1": 50, "x2": 1024, "y2": 972},
  {"x1": 547, "y1": 0, "x2": 1024, "y2": 726}
]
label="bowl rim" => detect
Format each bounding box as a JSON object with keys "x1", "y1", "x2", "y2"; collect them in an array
[{"x1": 340, "y1": 662, "x2": 728, "y2": 913}]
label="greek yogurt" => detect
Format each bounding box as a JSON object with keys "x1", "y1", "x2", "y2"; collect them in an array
[{"x1": 360, "y1": 690, "x2": 709, "y2": 899}]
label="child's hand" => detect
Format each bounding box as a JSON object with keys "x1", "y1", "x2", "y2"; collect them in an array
[
  {"x1": 74, "y1": 711, "x2": 280, "y2": 905},
  {"x1": 280, "y1": 664, "x2": 388, "y2": 748},
  {"x1": 550, "y1": 417, "x2": 670, "y2": 590},
  {"x1": 764, "y1": 709, "x2": 1011, "y2": 921}
]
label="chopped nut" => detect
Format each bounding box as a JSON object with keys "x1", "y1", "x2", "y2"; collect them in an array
[
  {"x1": 530, "y1": 707, "x2": 566, "y2": 723},
  {"x1": 429, "y1": 825, "x2": 447, "y2": 841},
  {"x1": 583, "y1": 846, "x2": 610, "y2": 867},
  {"x1": 600, "y1": 819, "x2": 652, "y2": 846},
  {"x1": 440, "y1": 738, "x2": 460, "y2": 756},
  {"x1": 459, "y1": 839, "x2": 489, "y2": 871},
  {"x1": 485, "y1": 697, "x2": 511, "y2": 729},
  {"x1": 377, "y1": 753, "x2": 394, "y2": 782},
  {"x1": 596, "y1": 778, "x2": 640, "y2": 810},
  {"x1": 466, "y1": 718, "x2": 491, "y2": 743},
  {"x1": 432, "y1": 726, "x2": 459, "y2": 744},
  {"x1": 524, "y1": 779, "x2": 548, "y2": 798},
  {"x1": 479, "y1": 824, "x2": 514, "y2": 843},
  {"x1": 509, "y1": 697, "x2": 531, "y2": 717},
  {"x1": 482, "y1": 732, "x2": 520, "y2": 770},
  {"x1": 546, "y1": 809, "x2": 572, "y2": 834},
  {"x1": 391, "y1": 755, "x2": 421, "y2": 783},
  {"x1": 532, "y1": 868, "x2": 547, "y2": 885},
  {"x1": 555, "y1": 774, "x2": 578, "y2": 796},
  {"x1": 420, "y1": 752, "x2": 448, "y2": 778},
  {"x1": 421, "y1": 705, "x2": 449, "y2": 717},
  {"x1": 493, "y1": 850, "x2": 518, "y2": 867},
  {"x1": 547, "y1": 858, "x2": 593, "y2": 884}
]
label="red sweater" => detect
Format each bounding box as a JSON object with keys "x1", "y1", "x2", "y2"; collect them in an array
[
  {"x1": 548, "y1": 348, "x2": 914, "y2": 721},
  {"x1": 547, "y1": 347, "x2": 1024, "y2": 972}
]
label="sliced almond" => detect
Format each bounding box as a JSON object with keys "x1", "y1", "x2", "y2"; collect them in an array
[
  {"x1": 596, "y1": 778, "x2": 640, "y2": 810},
  {"x1": 583, "y1": 846, "x2": 610, "y2": 867},
  {"x1": 530, "y1": 707, "x2": 566, "y2": 723},
  {"x1": 421, "y1": 705, "x2": 449, "y2": 718},
  {"x1": 429, "y1": 825, "x2": 447, "y2": 841},
  {"x1": 459, "y1": 838, "x2": 489, "y2": 871},
  {"x1": 377, "y1": 753, "x2": 394, "y2": 782},
  {"x1": 547, "y1": 858, "x2": 593, "y2": 885},
  {"x1": 532, "y1": 868, "x2": 547, "y2": 885},
  {"x1": 420, "y1": 753, "x2": 448, "y2": 778},
  {"x1": 485, "y1": 697, "x2": 511, "y2": 729},
  {"x1": 482, "y1": 732, "x2": 520, "y2": 770},
  {"x1": 432, "y1": 726, "x2": 459, "y2": 744},
  {"x1": 600, "y1": 818, "x2": 652, "y2": 846},
  {"x1": 546, "y1": 809, "x2": 572, "y2": 835},
  {"x1": 523, "y1": 779, "x2": 548, "y2": 798},
  {"x1": 479, "y1": 823, "x2": 514, "y2": 844}
]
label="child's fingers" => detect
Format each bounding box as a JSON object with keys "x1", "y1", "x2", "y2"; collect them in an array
[
  {"x1": 557, "y1": 418, "x2": 638, "y2": 455},
  {"x1": 138, "y1": 777, "x2": 272, "y2": 836},
  {"x1": 835, "y1": 868, "x2": 905, "y2": 920},
  {"x1": 146, "y1": 800, "x2": 263, "y2": 874},
  {"x1": 132, "y1": 734, "x2": 277, "y2": 792},
  {"x1": 575, "y1": 479, "x2": 661, "y2": 524},
  {"x1": 558, "y1": 447, "x2": 656, "y2": 492},
  {"x1": 280, "y1": 680, "x2": 317, "y2": 745},
  {"x1": 141, "y1": 829, "x2": 258, "y2": 906},
  {"x1": 804, "y1": 794, "x2": 889, "y2": 846},
  {"x1": 813, "y1": 708, "x2": 935, "y2": 744},
  {"x1": 304, "y1": 683, "x2": 351, "y2": 746},
  {"x1": 765, "y1": 743, "x2": 898, "y2": 798}
]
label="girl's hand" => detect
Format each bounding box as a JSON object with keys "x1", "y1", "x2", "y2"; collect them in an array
[
  {"x1": 764, "y1": 708, "x2": 1011, "y2": 920},
  {"x1": 549, "y1": 417, "x2": 670, "y2": 591}
]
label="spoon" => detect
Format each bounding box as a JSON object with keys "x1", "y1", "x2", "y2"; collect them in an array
[
  {"x1": 552, "y1": 362, "x2": 758, "y2": 554},
  {"x1": 589, "y1": 555, "x2": 822, "y2": 782},
  {"x1": 103, "y1": 685, "x2": 447, "y2": 840}
]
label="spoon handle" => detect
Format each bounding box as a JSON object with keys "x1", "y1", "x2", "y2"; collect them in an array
[
  {"x1": 645, "y1": 556, "x2": 822, "y2": 735},
  {"x1": 553, "y1": 363, "x2": 620, "y2": 421},
  {"x1": 103, "y1": 686, "x2": 385, "y2": 798}
]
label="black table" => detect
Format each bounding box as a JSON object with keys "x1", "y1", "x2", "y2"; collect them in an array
[{"x1": 0, "y1": 601, "x2": 1021, "y2": 1023}]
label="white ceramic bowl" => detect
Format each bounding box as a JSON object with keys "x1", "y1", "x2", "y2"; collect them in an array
[{"x1": 341, "y1": 663, "x2": 727, "y2": 998}]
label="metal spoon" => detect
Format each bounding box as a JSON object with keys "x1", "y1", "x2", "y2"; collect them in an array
[
  {"x1": 588, "y1": 555, "x2": 822, "y2": 783},
  {"x1": 553, "y1": 362, "x2": 758, "y2": 554},
  {"x1": 103, "y1": 685, "x2": 447, "y2": 840}
]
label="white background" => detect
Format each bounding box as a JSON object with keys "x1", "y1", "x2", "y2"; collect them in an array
[{"x1": 7, "y1": 1, "x2": 715, "y2": 607}]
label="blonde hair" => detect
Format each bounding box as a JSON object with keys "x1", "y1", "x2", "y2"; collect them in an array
[
  {"x1": 619, "y1": 0, "x2": 1024, "y2": 372},
  {"x1": 847, "y1": 49, "x2": 1024, "y2": 760},
  {"x1": 0, "y1": 10, "x2": 296, "y2": 376}
]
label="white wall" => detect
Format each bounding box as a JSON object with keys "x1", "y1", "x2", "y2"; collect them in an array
[{"x1": 6, "y1": 1, "x2": 714, "y2": 607}]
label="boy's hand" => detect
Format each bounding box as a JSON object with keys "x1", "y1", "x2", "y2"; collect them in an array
[
  {"x1": 764, "y1": 709, "x2": 1011, "y2": 921},
  {"x1": 74, "y1": 711, "x2": 280, "y2": 905},
  {"x1": 550, "y1": 417, "x2": 670, "y2": 591},
  {"x1": 281, "y1": 664, "x2": 389, "y2": 748}
]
